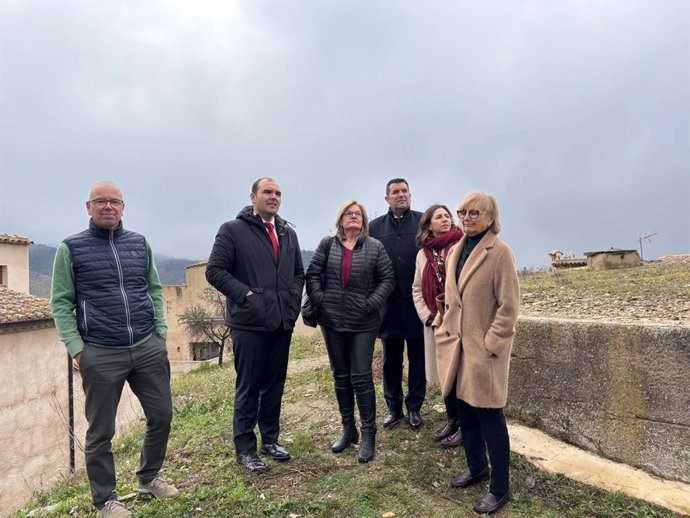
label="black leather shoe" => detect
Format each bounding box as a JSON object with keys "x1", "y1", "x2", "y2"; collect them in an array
[
  {"x1": 408, "y1": 411, "x2": 423, "y2": 430},
  {"x1": 451, "y1": 466, "x2": 490, "y2": 488},
  {"x1": 260, "y1": 443, "x2": 291, "y2": 462},
  {"x1": 441, "y1": 428, "x2": 463, "y2": 448},
  {"x1": 236, "y1": 452, "x2": 270, "y2": 474},
  {"x1": 431, "y1": 420, "x2": 459, "y2": 442},
  {"x1": 473, "y1": 492, "x2": 510, "y2": 514},
  {"x1": 383, "y1": 410, "x2": 404, "y2": 429}
]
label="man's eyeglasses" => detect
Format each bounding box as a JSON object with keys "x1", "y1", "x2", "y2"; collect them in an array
[
  {"x1": 91, "y1": 199, "x2": 124, "y2": 207},
  {"x1": 457, "y1": 209, "x2": 483, "y2": 220},
  {"x1": 344, "y1": 211, "x2": 362, "y2": 218}
]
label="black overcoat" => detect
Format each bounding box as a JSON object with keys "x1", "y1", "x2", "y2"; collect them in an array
[
  {"x1": 369, "y1": 208, "x2": 424, "y2": 340},
  {"x1": 206, "y1": 206, "x2": 305, "y2": 332}
]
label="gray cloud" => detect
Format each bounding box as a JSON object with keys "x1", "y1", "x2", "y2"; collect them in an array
[{"x1": 1, "y1": 0, "x2": 688, "y2": 267}]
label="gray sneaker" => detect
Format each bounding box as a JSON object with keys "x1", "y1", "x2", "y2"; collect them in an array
[
  {"x1": 136, "y1": 476, "x2": 180, "y2": 499},
  {"x1": 97, "y1": 500, "x2": 132, "y2": 518}
]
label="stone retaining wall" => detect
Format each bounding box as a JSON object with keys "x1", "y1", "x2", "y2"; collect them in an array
[{"x1": 508, "y1": 317, "x2": 690, "y2": 483}]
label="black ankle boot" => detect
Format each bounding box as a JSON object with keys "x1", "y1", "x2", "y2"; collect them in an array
[
  {"x1": 358, "y1": 434, "x2": 375, "y2": 463},
  {"x1": 331, "y1": 423, "x2": 359, "y2": 453}
]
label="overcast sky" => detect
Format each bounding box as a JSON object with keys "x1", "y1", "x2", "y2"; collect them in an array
[{"x1": 1, "y1": 0, "x2": 688, "y2": 268}]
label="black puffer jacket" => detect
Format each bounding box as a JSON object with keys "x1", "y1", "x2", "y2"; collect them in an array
[{"x1": 306, "y1": 234, "x2": 395, "y2": 333}]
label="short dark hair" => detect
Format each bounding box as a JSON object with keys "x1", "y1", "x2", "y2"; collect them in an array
[
  {"x1": 252, "y1": 177, "x2": 275, "y2": 194},
  {"x1": 386, "y1": 178, "x2": 409, "y2": 196}
]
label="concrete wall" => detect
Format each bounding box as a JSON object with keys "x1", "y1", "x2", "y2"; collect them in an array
[
  {"x1": 0, "y1": 324, "x2": 144, "y2": 516},
  {"x1": 0, "y1": 242, "x2": 30, "y2": 293},
  {"x1": 508, "y1": 317, "x2": 690, "y2": 483}
]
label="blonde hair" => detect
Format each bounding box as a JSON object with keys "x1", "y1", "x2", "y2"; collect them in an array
[
  {"x1": 457, "y1": 191, "x2": 501, "y2": 234},
  {"x1": 334, "y1": 200, "x2": 369, "y2": 238}
]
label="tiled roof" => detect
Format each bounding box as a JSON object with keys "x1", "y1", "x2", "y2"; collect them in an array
[
  {"x1": 0, "y1": 234, "x2": 32, "y2": 245},
  {"x1": 0, "y1": 288, "x2": 52, "y2": 324},
  {"x1": 185, "y1": 260, "x2": 208, "y2": 269}
]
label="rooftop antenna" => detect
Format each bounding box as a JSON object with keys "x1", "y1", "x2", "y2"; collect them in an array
[{"x1": 637, "y1": 232, "x2": 657, "y2": 261}]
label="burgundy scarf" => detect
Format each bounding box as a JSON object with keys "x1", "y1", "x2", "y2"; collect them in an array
[{"x1": 422, "y1": 227, "x2": 464, "y2": 312}]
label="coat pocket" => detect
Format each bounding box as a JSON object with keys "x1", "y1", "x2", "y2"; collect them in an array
[
  {"x1": 230, "y1": 289, "x2": 266, "y2": 326},
  {"x1": 285, "y1": 288, "x2": 302, "y2": 323}
]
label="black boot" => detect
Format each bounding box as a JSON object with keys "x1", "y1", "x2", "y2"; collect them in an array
[
  {"x1": 332, "y1": 382, "x2": 359, "y2": 453},
  {"x1": 356, "y1": 389, "x2": 377, "y2": 463},
  {"x1": 332, "y1": 423, "x2": 359, "y2": 453},
  {"x1": 358, "y1": 434, "x2": 375, "y2": 463}
]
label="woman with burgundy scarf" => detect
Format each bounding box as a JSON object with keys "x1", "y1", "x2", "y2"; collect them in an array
[{"x1": 412, "y1": 204, "x2": 464, "y2": 446}]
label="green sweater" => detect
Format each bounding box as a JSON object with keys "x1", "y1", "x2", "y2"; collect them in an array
[{"x1": 50, "y1": 241, "x2": 168, "y2": 358}]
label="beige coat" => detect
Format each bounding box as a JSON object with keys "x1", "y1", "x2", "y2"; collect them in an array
[
  {"x1": 433, "y1": 231, "x2": 519, "y2": 408},
  {"x1": 411, "y1": 249, "x2": 445, "y2": 384}
]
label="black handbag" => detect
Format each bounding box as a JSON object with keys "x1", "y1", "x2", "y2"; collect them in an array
[{"x1": 301, "y1": 238, "x2": 333, "y2": 327}]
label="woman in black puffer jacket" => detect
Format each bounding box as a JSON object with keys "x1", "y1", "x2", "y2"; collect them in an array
[{"x1": 306, "y1": 199, "x2": 395, "y2": 462}]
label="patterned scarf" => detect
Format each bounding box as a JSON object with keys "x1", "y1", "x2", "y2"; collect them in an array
[{"x1": 422, "y1": 227, "x2": 464, "y2": 312}]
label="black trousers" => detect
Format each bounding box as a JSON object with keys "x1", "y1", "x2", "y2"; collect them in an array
[
  {"x1": 80, "y1": 334, "x2": 173, "y2": 509},
  {"x1": 321, "y1": 327, "x2": 378, "y2": 433},
  {"x1": 381, "y1": 336, "x2": 426, "y2": 413},
  {"x1": 445, "y1": 393, "x2": 458, "y2": 422},
  {"x1": 457, "y1": 398, "x2": 510, "y2": 495},
  {"x1": 231, "y1": 328, "x2": 291, "y2": 455}
]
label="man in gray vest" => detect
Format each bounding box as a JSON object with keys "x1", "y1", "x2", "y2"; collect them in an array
[{"x1": 51, "y1": 181, "x2": 179, "y2": 518}]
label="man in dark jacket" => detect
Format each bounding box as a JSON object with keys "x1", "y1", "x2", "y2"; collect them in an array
[
  {"x1": 206, "y1": 177, "x2": 304, "y2": 473},
  {"x1": 51, "y1": 181, "x2": 178, "y2": 518},
  {"x1": 369, "y1": 178, "x2": 426, "y2": 430}
]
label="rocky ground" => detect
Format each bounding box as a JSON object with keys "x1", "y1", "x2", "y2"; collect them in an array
[{"x1": 518, "y1": 258, "x2": 690, "y2": 325}]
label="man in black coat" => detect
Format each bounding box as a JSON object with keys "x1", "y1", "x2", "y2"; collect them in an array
[
  {"x1": 369, "y1": 178, "x2": 426, "y2": 430},
  {"x1": 206, "y1": 177, "x2": 304, "y2": 473}
]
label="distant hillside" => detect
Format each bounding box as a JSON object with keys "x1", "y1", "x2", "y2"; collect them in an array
[
  {"x1": 29, "y1": 244, "x2": 200, "y2": 297},
  {"x1": 154, "y1": 255, "x2": 202, "y2": 285},
  {"x1": 27, "y1": 244, "x2": 317, "y2": 297}
]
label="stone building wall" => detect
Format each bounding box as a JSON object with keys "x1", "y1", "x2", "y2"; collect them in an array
[
  {"x1": 0, "y1": 324, "x2": 144, "y2": 516},
  {"x1": 0, "y1": 239, "x2": 31, "y2": 293},
  {"x1": 163, "y1": 263, "x2": 213, "y2": 361},
  {"x1": 586, "y1": 250, "x2": 642, "y2": 270}
]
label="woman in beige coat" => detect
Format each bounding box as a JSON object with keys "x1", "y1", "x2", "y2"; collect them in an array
[
  {"x1": 411, "y1": 204, "x2": 463, "y2": 447},
  {"x1": 433, "y1": 191, "x2": 519, "y2": 515}
]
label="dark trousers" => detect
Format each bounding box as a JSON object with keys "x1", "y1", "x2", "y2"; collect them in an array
[
  {"x1": 231, "y1": 328, "x2": 291, "y2": 455},
  {"x1": 80, "y1": 334, "x2": 173, "y2": 509},
  {"x1": 381, "y1": 336, "x2": 426, "y2": 413},
  {"x1": 445, "y1": 393, "x2": 458, "y2": 422},
  {"x1": 321, "y1": 327, "x2": 377, "y2": 434},
  {"x1": 457, "y1": 398, "x2": 510, "y2": 495}
]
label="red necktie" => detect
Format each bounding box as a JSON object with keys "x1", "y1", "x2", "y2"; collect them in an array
[{"x1": 265, "y1": 222, "x2": 279, "y2": 260}]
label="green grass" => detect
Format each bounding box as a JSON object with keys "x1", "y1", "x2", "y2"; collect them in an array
[
  {"x1": 519, "y1": 263, "x2": 690, "y2": 299},
  {"x1": 16, "y1": 336, "x2": 683, "y2": 518}
]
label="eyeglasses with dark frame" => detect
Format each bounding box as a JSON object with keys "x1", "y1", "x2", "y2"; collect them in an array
[
  {"x1": 90, "y1": 199, "x2": 124, "y2": 207},
  {"x1": 457, "y1": 209, "x2": 483, "y2": 220}
]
